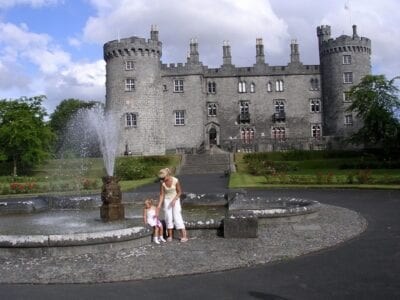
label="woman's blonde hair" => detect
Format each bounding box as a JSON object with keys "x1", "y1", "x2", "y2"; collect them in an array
[{"x1": 158, "y1": 168, "x2": 171, "y2": 179}]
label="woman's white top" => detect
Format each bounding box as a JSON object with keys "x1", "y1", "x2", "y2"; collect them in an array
[{"x1": 162, "y1": 177, "x2": 179, "y2": 199}]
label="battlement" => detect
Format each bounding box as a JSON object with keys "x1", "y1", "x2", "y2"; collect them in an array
[
  {"x1": 160, "y1": 62, "x2": 319, "y2": 77},
  {"x1": 318, "y1": 25, "x2": 371, "y2": 57},
  {"x1": 104, "y1": 36, "x2": 162, "y2": 61}
]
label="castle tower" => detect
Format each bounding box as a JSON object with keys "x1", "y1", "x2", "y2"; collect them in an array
[
  {"x1": 104, "y1": 26, "x2": 165, "y2": 155},
  {"x1": 317, "y1": 24, "x2": 371, "y2": 138}
]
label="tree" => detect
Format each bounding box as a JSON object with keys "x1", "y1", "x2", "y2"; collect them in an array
[
  {"x1": 0, "y1": 96, "x2": 54, "y2": 176},
  {"x1": 347, "y1": 75, "x2": 400, "y2": 156},
  {"x1": 49, "y1": 98, "x2": 98, "y2": 155}
]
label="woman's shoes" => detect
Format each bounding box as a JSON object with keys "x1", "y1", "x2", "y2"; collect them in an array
[{"x1": 180, "y1": 237, "x2": 188, "y2": 243}]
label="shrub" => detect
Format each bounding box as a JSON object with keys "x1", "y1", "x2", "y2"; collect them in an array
[
  {"x1": 356, "y1": 169, "x2": 372, "y2": 184},
  {"x1": 115, "y1": 158, "x2": 150, "y2": 180}
]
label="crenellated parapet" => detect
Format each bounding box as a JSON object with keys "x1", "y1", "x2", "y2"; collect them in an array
[
  {"x1": 317, "y1": 25, "x2": 371, "y2": 57},
  {"x1": 103, "y1": 36, "x2": 162, "y2": 61}
]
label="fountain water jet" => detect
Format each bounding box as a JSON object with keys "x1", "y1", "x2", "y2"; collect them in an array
[{"x1": 82, "y1": 106, "x2": 125, "y2": 221}]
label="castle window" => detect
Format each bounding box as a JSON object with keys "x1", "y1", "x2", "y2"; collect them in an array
[
  {"x1": 310, "y1": 78, "x2": 320, "y2": 90},
  {"x1": 238, "y1": 81, "x2": 247, "y2": 93},
  {"x1": 250, "y1": 82, "x2": 255, "y2": 93},
  {"x1": 274, "y1": 100, "x2": 285, "y2": 113},
  {"x1": 207, "y1": 103, "x2": 217, "y2": 116},
  {"x1": 125, "y1": 78, "x2": 135, "y2": 91},
  {"x1": 275, "y1": 80, "x2": 284, "y2": 92},
  {"x1": 310, "y1": 98, "x2": 321, "y2": 113},
  {"x1": 267, "y1": 81, "x2": 272, "y2": 92},
  {"x1": 208, "y1": 82, "x2": 216, "y2": 94},
  {"x1": 174, "y1": 79, "x2": 184, "y2": 92},
  {"x1": 345, "y1": 114, "x2": 353, "y2": 125},
  {"x1": 239, "y1": 101, "x2": 250, "y2": 123},
  {"x1": 343, "y1": 55, "x2": 352, "y2": 65},
  {"x1": 125, "y1": 60, "x2": 134, "y2": 70},
  {"x1": 343, "y1": 72, "x2": 353, "y2": 84},
  {"x1": 311, "y1": 124, "x2": 321, "y2": 139},
  {"x1": 240, "y1": 127, "x2": 255, "y2": 144},
  {"x1": 125, "y1": 113, "x2": 137, "y2": 127},
  {"x1": 343, "y1": 91, "x2": 351, "y2": 102},
  {"x1": 272, "y1": 127, "x2": 285, "y2": 140},
  {"x1": 174, "y1": 110, "x2": 185, "y2": 125}
]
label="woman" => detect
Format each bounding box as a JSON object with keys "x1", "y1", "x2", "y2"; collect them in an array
[{"x1": 157, "y1": 168, "x2": 188, "y2": 242}]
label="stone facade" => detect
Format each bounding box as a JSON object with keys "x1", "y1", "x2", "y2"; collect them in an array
[{"x1": 104, "y1": 24, "x2": 371, "y2": 156}]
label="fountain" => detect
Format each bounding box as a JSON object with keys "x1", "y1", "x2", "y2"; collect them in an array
[{"x1": 82, "y1": 106, "x2": 125, "y2": 222}]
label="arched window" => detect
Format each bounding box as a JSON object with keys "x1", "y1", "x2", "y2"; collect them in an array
[
  {"x1": 272, "y1": 127, "x2": 285, "y2": 140},
  {"x1": 275, "y1": 80, "x2": 284, "y2": 92},
  {"x1": 311, "y1": 124, "x2": 321, "y2": 139},
  {"x1": 240, "y1": 127, "x2": 255, "y2": 144},
  {"x1": 126, "y1": 113, "x2": 137, "y2": 127},
  {"x1": 310, "y1": 98, "x2": 321, "y2": 112},
  {"x1": 250, "y1": 82, "x2": 255, "y2": 93},
  {"x1": 267, "y1": 81, "x2": 272, "y2": 92},
  {"x1": 310, "y1": 78, "x2": 319, "y2": 90},
  {"x1": 207, "y1": 103, "x2": 217, "y2": 116},
  {"x1": 238, "y1": 81, "x2": 247, "y2": 93},
  {"x1": 208, "y1": 81, "x2": 216, "y2": 94}
]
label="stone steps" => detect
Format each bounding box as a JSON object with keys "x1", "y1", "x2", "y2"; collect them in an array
[{"x1": 179, "y1": 152, "x2": 230, "y2": 175}]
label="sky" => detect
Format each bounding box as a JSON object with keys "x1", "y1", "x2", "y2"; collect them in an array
[{"x1": 0, "y1": 0, "x2": 399, "y2": 114}]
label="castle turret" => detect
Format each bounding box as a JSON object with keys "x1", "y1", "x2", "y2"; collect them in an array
[
  {"x1": 222, "y1": 40, "x2": 232, "y2": 65},
  {"x1": 317, "y1": 24, "x2": 371, "y2": 138},
  {"x1": 255, "y1": 38, "x2": 265, "y2": 64},
  {"x1": 104, "y1": 26, "x2": 165, "y2": 155}
]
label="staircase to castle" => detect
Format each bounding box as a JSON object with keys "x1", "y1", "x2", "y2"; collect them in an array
[{"x1": 179, "y1": 148, "x2": 231, "y2": 175}]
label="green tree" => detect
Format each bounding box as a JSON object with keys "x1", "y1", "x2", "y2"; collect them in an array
[
  {"x1": 347, "y1": 75, "x2": 400, "y2": 156},
  {"x1": 49, "y1": 98, "x2": 98, "y2": 155},
  {"x1": 0, "y1": 96, "x2": 54, "y2": 176}
]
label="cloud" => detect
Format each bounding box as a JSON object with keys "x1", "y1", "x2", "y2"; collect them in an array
[
  {"x1": 84, "y1": 0, "x2": 289, "y2": 67},
  {"x1": 0, "y1": 21, "x2": 105, "y2": 112},
  {"x1": 0, "y1": 0, "x2": 62, "y2": 8}
]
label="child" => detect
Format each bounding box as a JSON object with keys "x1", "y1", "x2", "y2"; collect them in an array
[{"x1": 143, "y1": 198, "x2": 166, "y2": 244}]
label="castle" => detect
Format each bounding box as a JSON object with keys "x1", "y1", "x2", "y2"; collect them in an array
[{"x1": 104, "y1": 24, "x2": 371, "y2": 156}]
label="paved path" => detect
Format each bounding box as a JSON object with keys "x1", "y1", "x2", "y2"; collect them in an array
[{"x1": 0, "y1": 176, "x2": 399, "y2": 299}]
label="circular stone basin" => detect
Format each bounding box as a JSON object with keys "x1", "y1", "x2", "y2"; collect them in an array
[{"x1": 229, "y1": 194, "x2": 321, "y2": 217}]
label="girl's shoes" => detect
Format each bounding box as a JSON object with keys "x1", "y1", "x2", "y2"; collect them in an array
[
  {"x1": 180, "y1": 237, "x2": 188, "y2": 243},
  {"x1": 159, "y1": 236, "x2": 166, "y2": 243},
  {"x1": 154, "y1": 237, "x2": 160, "y2": 244}
]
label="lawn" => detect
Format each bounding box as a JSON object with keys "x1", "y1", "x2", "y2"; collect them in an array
[
  {"x1": 0, "y1": 155, "x2": 180, "y2": 196},
  {"x1": 230, "y1": 152, "x2": 400, "y2": 189}
]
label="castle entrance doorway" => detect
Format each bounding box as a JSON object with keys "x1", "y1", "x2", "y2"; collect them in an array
[{"x1": 209, "y1": 127, "x2": 217, "y2": 145}]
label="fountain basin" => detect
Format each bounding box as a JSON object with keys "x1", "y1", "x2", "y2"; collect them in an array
[{"x1": 0, "y1": 192, "x2": 320, "y2": 253}]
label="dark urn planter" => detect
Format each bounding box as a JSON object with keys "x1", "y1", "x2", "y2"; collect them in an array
[{"x1": 100, "y1": 176, "x2": 125, "y2": 222}]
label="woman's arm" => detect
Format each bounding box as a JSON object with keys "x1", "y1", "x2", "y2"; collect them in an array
[
  {"x1": 171, "y1": 179, "x2": 182, "y2": 207},
  {"x1": 175, "y1": 180, "x2": 182, "y2": 199}
]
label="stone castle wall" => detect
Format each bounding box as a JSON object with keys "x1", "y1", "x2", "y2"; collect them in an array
[{"x1": 104, "y1": 25, "x2": 371, "y2": 155}]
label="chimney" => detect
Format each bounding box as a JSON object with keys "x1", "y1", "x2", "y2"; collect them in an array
[{"x1": 223, "y1": 40, "x2": 232, "y2": 65}]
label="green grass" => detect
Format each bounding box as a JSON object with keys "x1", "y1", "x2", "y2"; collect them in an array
[
  {"x1": 0, "y1": 155, "x2": 180, "y2": 195},
  {"x1": 230, "y1": 152, "x2": 400, "y2": 189}
]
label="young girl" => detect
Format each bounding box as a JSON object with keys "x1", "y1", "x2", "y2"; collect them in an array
[{"x1": 143, "y1": 198, "x2": 166, "y2": 244}]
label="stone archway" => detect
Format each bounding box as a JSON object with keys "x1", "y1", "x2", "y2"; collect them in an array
[{"x1": 209, "y1": 127, "x2": 217, "y2": 145}]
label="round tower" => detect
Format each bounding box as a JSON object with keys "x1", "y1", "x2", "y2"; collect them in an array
[
  {"x1": 317, "y1": 25, "x2": 371, "y2": 138},
  {"x1": 104, "y1": 26, "x2": 165, "y2": 155}
]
